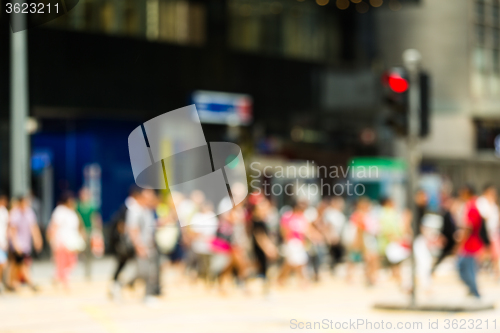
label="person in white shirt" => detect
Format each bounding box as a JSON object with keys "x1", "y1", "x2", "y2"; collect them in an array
[
  {"x1": 189, "y1": 202, "x2": 218, "y2": 282},
  {"x1": 190, "y1": 202, "x2": 218, "y2": 255},
  {"x1": 322, "y1": 197, "x2": 347, "y2": 273},
  {"x1": 476, "y1": 184, "x2": 500, "y2": 278},
  {"x1": 47, "y1": 192, "x2": 84, "y2": 289},
  {"x1": 0, "y1": 194, "x2": 9, "y2": 291}
]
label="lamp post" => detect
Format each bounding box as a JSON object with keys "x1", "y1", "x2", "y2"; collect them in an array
[
  {"x1": 10, "y1": 2, "x2": 30, "y2": 197},
  {"x1": 403, "y1": 49, "x2": 422, "y2": 308}
]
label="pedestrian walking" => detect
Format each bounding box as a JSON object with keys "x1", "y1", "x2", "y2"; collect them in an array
[
  {"x1": 76, "y1": 187, "x2": 102, "y2": 281},
  {"x1": 250, "y1": 198, "x2": 278, "y2": 295},
  {"x1": 0, "y1": 194, "x2": 9, "y2": 292},
  {"x1": 456, "y1": 185, "x2": 485, "y2": 299},
  {"x1": 47, "y1": 192, "x2": 85, "y2": 290},
  {"x1": 322, "y1": 196, "x2": 347, "y2": 274},
  {"x1": 126, "y1": 189, "x2": 160, "y2": 305},
  {"x1": 7, "y1": 196, "x2": 43, "y2": 291},
  {"x1": 277, "y1": 199, "x2": 310, "y2": 287}
]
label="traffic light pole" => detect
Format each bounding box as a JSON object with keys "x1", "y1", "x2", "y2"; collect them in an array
[
  {"x1": 10, "y1": 5, "x2": 30, "y2": 197},
  {"x1": 403, "y1": 49, "x2": 422, "y2": 308}
]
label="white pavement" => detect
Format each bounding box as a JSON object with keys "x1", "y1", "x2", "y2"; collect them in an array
[{"x1": 1, "y1": 257, "x2": 500, "y2": 333}]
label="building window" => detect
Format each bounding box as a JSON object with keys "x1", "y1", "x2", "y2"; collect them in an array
[
  {"x1": 493, "y1": 28, "x2": 500, "y2": 48},
  {"x1": 44, "y1": 0, "x2": 205, "y2": 46},
  {"x1": 475, "y1": 24, "x2": 486, "y2": 45},
  {"x1": 493, "y1": 49, "x2": 500, "y2": 74},
  {"x1": 472, "y1": 0, "x2": 500, "y2": 98},
  {"x1": 228, "y1": 0, "x2": 340, "y2": 62},
  {"x1": 493, "y1": 3, "x2": 500, "y2": 27},
  {"x1": 476, "y1": 0, "x2": 485, "y2": 23},
  {"x1": 474, "y1": 47, "x2": 486, "y2": 73}
]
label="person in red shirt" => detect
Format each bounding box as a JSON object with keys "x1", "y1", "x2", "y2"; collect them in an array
[{"x1": 456, "y1": 185, "x2": 484, "y2": 298}]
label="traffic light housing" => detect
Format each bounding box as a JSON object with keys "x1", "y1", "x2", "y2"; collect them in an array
[
  {"x1": 382, "y1": 68, "x2": 431, "y2": 138},
  {"x1": 419, "y1": 71, "x2": 430, "y2": 137},
  {"x1": 383, "y1": 68, "x2": 409, "y2": 136}
]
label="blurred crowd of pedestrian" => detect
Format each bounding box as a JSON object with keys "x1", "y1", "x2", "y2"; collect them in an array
[
  {"x1": 105, "y1": 181, "x2": 500, "y2": 304},
  {"x1": 1, "y1": 181, "x2": 499, "y2": 305},
  {"x1": 0, "y1": 188, "x2": 103, "y2": 293}
]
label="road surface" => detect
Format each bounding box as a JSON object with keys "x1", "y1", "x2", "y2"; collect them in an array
[{"x1": 1, "y1": 257, "x2": 500, "y2": 333}]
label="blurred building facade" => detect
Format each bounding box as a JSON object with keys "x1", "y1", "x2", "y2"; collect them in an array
[
  {"x1": 0, "y1": 0, "x2": 381, "y2": 221},
  {"x1": 375, "y1": 0, "x2": 500, "y2": 190}
]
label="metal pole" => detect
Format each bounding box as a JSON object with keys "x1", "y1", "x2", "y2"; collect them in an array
[
  {"x1": 403, "y1": 49, "x2": 421, "y2": 308},
  {"x1": 10, "y1": 4, "x2": 30, "y2": 198}
]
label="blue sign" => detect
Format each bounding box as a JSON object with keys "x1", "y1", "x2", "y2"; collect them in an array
[
  {"x1": 191, "y1": 90, "x2": 253, "y2": 126},
  {"x1": 31, "y1": 150, "x2": 52, "y2": 173}
]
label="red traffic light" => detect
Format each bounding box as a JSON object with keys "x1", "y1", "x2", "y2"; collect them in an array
[{"x1": 388, "y1": 74, "x2": 409, "y2": 93}]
